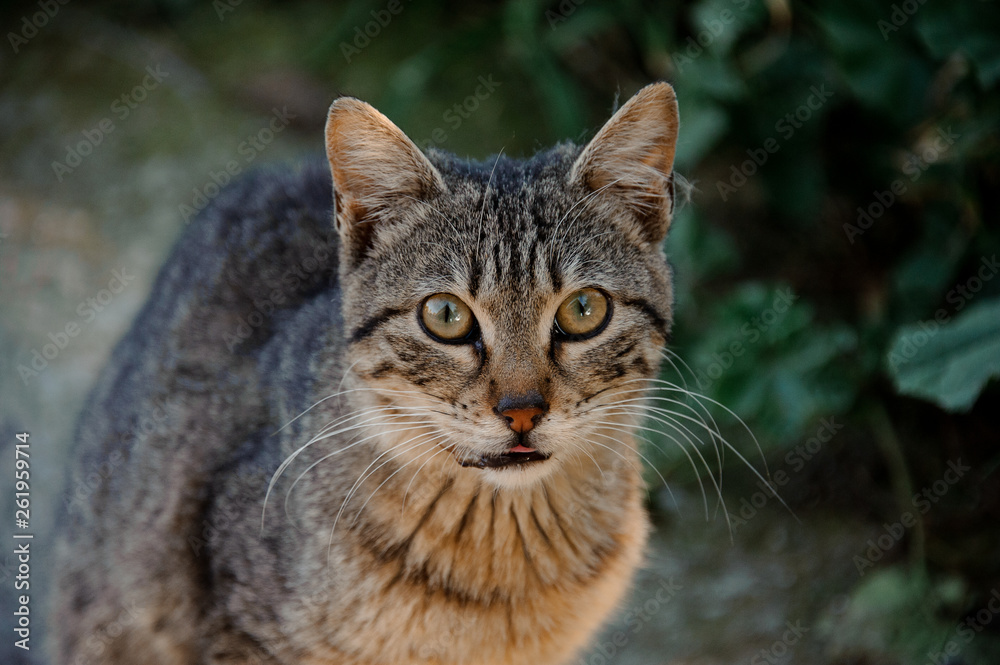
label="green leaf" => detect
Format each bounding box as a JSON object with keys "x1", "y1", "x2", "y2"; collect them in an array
[{"x1": 887, "y1": 297, "x2": 1000, "y2": 412}]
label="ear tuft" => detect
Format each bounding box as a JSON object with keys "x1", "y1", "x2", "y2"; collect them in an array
[
  {"x1": 569, "y1": 82, "x2": 680, "y2": 243},
  {"x1": 325, "y1": 98, "x2": 445, "y2": 261}
]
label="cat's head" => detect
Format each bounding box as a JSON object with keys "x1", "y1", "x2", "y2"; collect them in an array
[{"x1": 325, "y1": 83, "x2": 678, "y2": 489}]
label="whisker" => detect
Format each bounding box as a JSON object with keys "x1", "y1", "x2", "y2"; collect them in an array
[
  {"x1": 590, "y1": 396, "x2": 722, "y2": 490},
  {"x1": 597, "y1": 398, "x2": 793, "y2": 522},
  {"x1": 475, "y1": 149, "x2": 505, "y2": 262},
  {"x1": 635, "y1": 370, "x2": 730, "y2": 468},
  {"x1": 401, "y1": 442, "x2": 453, "y2": 513},
  {"x1": 588, "y1": 421, "x2": 690, "y2": 503},
  {"x1": 273, "y1": 387, "x2": 449, "y2": 436},
  {"x1": 282, "y1": 420, "x2": 440, "y2": 523},
  {"x1": 352, "y1": 434, "x2": 452, "y2": 526},
  {"x1": 593, "y1": 413, "x2": 715, "y2": 521},
  {"x1": 625, "y1": 376, "x2": 768, "y2": 477},
  {"x1": 589, "y1": 386, "x2": 726, "y2": 489},
  {"x1": 325, "y1": 431, "x2": 446, "y2": 570},
  {"x1": 263, "y1": 410, "x2": 439, "y2": 530},
  {"x1": 581, "y1": 426, "x2": 667, "y2": 495},
  {"x1": 562, "y1": 435, "x2": 608, "y2": 484},
  {"x1": 548, "y1": 177, "x2": 624, "y2": 266}
]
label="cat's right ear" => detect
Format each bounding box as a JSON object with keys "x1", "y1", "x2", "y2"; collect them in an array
[
  {"x1": 568, "y1": 82, "x2": 680, "y2": 244},
  {"x1": 325, "y1": 98, "x2": 446, "y2": 263}
]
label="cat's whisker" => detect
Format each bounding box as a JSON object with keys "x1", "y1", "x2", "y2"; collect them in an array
[
  {"x1": 401, "y1": 440, "x2": 454, "y2": 513},
  {"x1": 351, "y1": 433, "x2": 453, "y2": 526},
  {"x1": 626, "y1": 375, "x2": 766, "y2": 474},
  {"x1": 548, "y1": 177, "x2": 623, "y2": 266},
  {"x1": 656, "y1": 347, "x2": 695, "y2": 392},
  {"x1": 399, "y1": 194, "x2": 464, "y2": 239},
  {"x1": 267, "y1": 407, "x2": 402, "y2": 514},
  {"x1": 309, "y1": 404, "x2": 444, "y2": 441},
  {"x1": 596, "y1": 396, "x2": 791, "y2": 520},
  {"x1": 335, "y1": 359, "x2": 364, "y2": 408},
  {"x1": 282, "y1": 420, "x2": 440, "y2": 524},
  {"x1": 593, "y1": 395, "x2": 735, "y2": 514},
  {"x1": 577, "y1": 427, "x2": 662, "y2": 495},
  {"x1": 592, "y1": 411, "x2": 715, "y2": 520},
  {"x1": 474, "y1": 148, "x2": 505, "y2": 263},
  {"x1": 562, "y1": 435, "x2": 608, "y2": 484},
  {"x1": 274, "y1": 386, "x2": 449, "y2": 436},
  {"x1": 264, "y1": 410, "x2": 439, "y2": 530},
  {"x1": 598, "y1": 392, "x2": 744, "y2": 482},
  {"x1": 591, "y1": 397, "x2": 710, "y2": 451},
  {"x1": 302, "y1": 396, "x2": 454, "y2": 449},
  {"x1": 630, "y1": 370, "x2": 730, "y2": 466},
  {"x1": 598, "y1": 381, "x2": 724, "y2": 449},
  {"x1": 645, "y1": 358, "x2": 727, "y2": 442},
  {"x1": 271, "y1": 406, "x2": 425, "y2": 486},
  {"x1": 590, "y1": 383, "x2": 727, "y2": 484},
  {"x1": 590, "y1": 396, "x2": 721, "y2": 485},
  {"x1": 588, "y1": 420, "x2": 693, "y2": 509},
  {"x1": 326, "y1": 430, "x2": 448, "y2": 571},
  {"x1": 577, "y1": 377, "x2": 732, "y2": 517},
  {"x1": 328, "y1": 431, "x2": 443, "y2": 545},
  {"x1": 307, "y1": 405, "x2": 418, "y2": 441}
]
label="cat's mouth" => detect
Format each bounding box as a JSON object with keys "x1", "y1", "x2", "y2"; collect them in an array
[{"x1": 459, "y1": 444, "x2": 551, "y2": 470}]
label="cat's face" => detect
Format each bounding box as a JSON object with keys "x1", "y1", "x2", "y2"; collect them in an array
[{"x1": 326, "y1": 84, "x2": 678, "y2": 488}]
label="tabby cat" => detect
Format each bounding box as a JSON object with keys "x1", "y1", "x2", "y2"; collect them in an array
[{"x1": 50, "y1": 81, "x2": 680, "y2": 665}]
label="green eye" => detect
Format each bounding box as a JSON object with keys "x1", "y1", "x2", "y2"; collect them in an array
[
  {"x1": 420, "y1": 294, "x2": 475, "y2": 342},
  {"x1": 555, "y1": 288, "x2": 611, "y2": 339}
]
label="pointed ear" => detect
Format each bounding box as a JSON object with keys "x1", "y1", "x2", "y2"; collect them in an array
[
  {"x1": 325, "y1": 97, "x2": 445, "y2": 262},
  {"x1": 569, "y1": 82, "x2": 680, "y2": 243}
]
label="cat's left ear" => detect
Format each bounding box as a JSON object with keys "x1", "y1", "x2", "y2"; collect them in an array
[
  {"x1": 325, "y1": 97, "x2": 446, "y2": 264},
  {"x1": 569, "y1": 82, "x2": 679, "y2": 243}
]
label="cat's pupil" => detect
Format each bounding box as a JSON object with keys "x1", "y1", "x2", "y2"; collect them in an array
[
  {"x1": 571, "y1": 295, "x2": 592, "y2": 319},
  {"x1": 432, "y1": 301, "x2": 459, "y2": 324}
]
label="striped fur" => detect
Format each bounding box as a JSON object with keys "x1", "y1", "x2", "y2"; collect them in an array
[{"x1": 50, "y1": 83, "x2": 680, "y2": 665}]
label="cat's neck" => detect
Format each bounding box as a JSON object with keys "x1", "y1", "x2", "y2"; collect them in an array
[{"x1": 343, "y1": 442, "x2": 646, "y2": 600}]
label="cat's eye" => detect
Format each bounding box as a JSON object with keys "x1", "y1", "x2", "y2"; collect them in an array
[
  {"x1": 420, "y1": 293, "x2": 476, "y2": 342},
  {"x1": 554, "y1": 288, "x2": 611, "y2": 339}
]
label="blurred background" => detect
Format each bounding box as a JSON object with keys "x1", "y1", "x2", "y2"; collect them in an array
[{"x1": 1, "y1": 0, "x2": 998, "y2": 663}]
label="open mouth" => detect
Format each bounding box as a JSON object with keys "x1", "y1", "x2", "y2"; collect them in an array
[{"x1": 460, "y1": 444, "x2": 551, "y2": 470}]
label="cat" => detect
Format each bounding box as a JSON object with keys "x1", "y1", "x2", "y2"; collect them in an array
[{"x1": 49, "y1": 81, "x2": 680, "y2": 665}]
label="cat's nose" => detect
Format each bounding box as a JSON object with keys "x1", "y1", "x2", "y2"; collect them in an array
[
  {"x1": 501, "y1": 407, "x2": 543, "y2": 434},
  {"x1": 496, "y1": 392, "x2": 547, "y2": 434}
]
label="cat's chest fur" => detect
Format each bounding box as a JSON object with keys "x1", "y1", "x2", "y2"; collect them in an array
[{"x1": 269, "y1": 421, "x2": 649, "y2": 665}]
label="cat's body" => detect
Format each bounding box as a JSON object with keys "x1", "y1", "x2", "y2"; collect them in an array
[{"x1": 50, "y1": 83, "x2": 680, "y2": 665}]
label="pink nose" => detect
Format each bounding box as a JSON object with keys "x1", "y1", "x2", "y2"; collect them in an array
[{"x1": 501, "y1": 407, "x2": 543, "y2": 434}]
